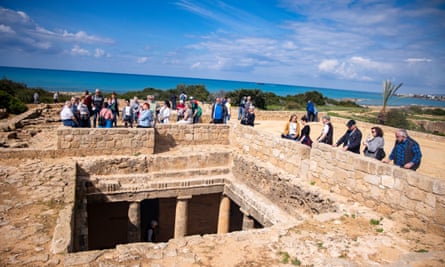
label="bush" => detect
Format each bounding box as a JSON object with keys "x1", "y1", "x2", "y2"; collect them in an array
[
  {"x1": 426, "y1": 108, "x2": 445, "y2": 116},
  {"x1": 0, "y1": 90, "x2": 12, "y2": 110},
  {"x1": 8, "y1": 96, "x2": 28, "y2": 114},
  {"x1": 385, "y1": 109, "x2": 409, "y2": 129},
  {"x1": 407, "y1": 106, "x2": 423, "y2": 114},
  {"x1": 225, "y1": 89, "x2": 267, "y2": 109}
]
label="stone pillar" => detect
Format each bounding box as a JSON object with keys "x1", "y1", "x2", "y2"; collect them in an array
[
  {"x1": 174, "y1": 195, "x2": 192, "y2": 238},
  {"x1": 128, "y1": 201, "x2": 141, "y2": 242},
  {"x1": 240, "y1": 208, "x2": 254, "y2": 230},
  {"x1": 217, "y1": 195, "x2": 231, "y2": 234}
]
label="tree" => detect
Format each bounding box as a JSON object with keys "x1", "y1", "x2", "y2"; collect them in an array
[{"x1": 378, "y1": 80, "x2": 403, "y2": 124}]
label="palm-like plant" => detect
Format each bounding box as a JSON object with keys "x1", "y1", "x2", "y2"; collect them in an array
[{"x1": 378, "y1": 80, "x2": 403, "y2": 124}]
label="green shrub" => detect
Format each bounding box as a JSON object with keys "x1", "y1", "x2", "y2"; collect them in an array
[
  {"x1": 0, "y1": 87, "x2": 28, "y2": 114},
  {"x1": 225, "y1": 89, "x2": 268, "y2": 109},
  {"x1": 407, "y1": 106, "x2": 423, "y2": 114},
  {"x1": 427, "y1": 108, "x2": 445, "y2": 116},
  {"x1": 385, "y1": 109, "x2": 409, "y2": 129},
  {"x1": 8, "y1": 96, "x2": 28, "y2": 114},
  {"x1": 0, "y1": 90, "x2": 12, "y2": 109}
]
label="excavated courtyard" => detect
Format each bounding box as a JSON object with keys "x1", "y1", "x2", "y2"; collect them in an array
[{"x1": 0, "y1": 104, "x2": 444, "y2": 267}]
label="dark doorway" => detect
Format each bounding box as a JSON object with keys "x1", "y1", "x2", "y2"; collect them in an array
[
  {"x1": 87, "y1": 201, "x2": 129, "y2": 250},
  {"x1": 140, "y1": 199, "x2": 160, "y2": 242},
  {"x1": 229, "y1": 200, "x2": 243, "y2": 232}
]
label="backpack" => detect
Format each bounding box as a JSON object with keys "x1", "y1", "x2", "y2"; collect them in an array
[
  {"x1": 375, "y1": 148, "x2": 386, "y2": 160},
  {"x1": 98, "y1": 114, "x2": 106, "y2": 127}
]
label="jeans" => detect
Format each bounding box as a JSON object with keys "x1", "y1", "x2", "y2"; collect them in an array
[
  {"x1": 238, "y1": 107, "x2": 244, "y2": 120},
  {"x1": 92, "y1": 109, "x2": 100, "y2": 127}
]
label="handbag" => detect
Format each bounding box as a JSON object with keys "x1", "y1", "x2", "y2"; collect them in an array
[{"x1": 376, "y1": 148, "x2": 386, "y2": 160}]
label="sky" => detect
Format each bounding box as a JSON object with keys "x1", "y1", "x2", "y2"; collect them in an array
[{"x1": 0, "y1": 0, "x2": 444, "y2": 94}]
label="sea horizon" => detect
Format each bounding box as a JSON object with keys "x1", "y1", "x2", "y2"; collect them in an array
[{"x1": 1, "y1": 66, "x2": 444, "y2": 107}]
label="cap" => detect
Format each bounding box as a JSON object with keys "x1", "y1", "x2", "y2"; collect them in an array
[{"x1": 347, "y1": 119, "x2": 356, "y2": 127}]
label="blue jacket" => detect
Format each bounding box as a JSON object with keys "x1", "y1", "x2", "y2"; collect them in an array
[{"x1": 138, "y1": 109, "x2": 153, "y2": 127}]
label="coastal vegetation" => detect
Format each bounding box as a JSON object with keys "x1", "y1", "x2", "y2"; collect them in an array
[{"x1": 0, "y1": 77, "x2": 74, "y2": 114}]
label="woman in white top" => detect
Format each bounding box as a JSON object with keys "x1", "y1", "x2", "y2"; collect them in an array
[
  {"x1": 159, "y1": 100, "x2": 171, "y2": 123},
  {"x1": 60, "y1": 101, "x2": 78, "y2": 127},
  {"x1": 281, "y1": 114, "x2": 300, "y2": 140}
]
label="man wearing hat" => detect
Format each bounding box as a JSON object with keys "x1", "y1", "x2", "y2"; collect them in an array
[{"x1": 334, "y1": 119, "x2": 362, "y2": 154}]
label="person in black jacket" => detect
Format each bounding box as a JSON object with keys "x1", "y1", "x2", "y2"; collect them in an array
[
  {"x1": 241, "y1": 105, "x2": 255, "y2": 127},
  {"x1": 334, "y1": 119, "x2": 362, "y2": 154}
]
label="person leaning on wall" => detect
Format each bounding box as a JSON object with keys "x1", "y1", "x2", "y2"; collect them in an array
[
  {"x1": 333, "y1": 119, "x2": 362, "y2": 154},
  {"x1": 363, "y1": 126, "x2": 385, "y2": 160},
  {"x1": 383, "y1": 129, "x2": 422, "y2": 171}
]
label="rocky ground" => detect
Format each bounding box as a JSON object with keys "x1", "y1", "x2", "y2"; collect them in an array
[
  {"x1": 1, "y1": 155, "x2": 444, "y2": 266},
  {"x1": 0, "y1": 110, "x2": 444, "y2": 266}
]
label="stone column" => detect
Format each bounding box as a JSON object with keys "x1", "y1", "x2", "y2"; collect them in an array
[
  {"x1": 217, "y1": 195, "x2": 231, "y2": 234},
  {"x1": 240, "y1": 208, "x2": 254, "y2": 230},
  {"x1": 174, "y1": 195, "x2": 192, "y2": 238},
  {"x1": 128, "y1": 201, "x2": 141, "y2": 242}
]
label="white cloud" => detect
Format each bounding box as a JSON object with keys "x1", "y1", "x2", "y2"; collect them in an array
[
  {"x1": 318, "y1": 57, "x2": 387, "y2": 81},
  {"x1": 94, "y1": 48, "x2": 105, "y2": 58},
  {"x1": 318, "y1": 59, "x2": 339, "y2": 72},
  {"x1": 137, "y1": 57, "x2": 148, "y2": 63},
  {"x1": 0, "y1": 24, "x2": 15, "y2": 33},
  {"x1": 191, "y1": 62, "x2": 201, "y2": 69},
  {"x1": 405, "y1": 58, "x2": 432, "y2": 63},
  {"x1": 16, "y1": 11, "x2": 30, "y2": 22},
  {"x1": 71, "y1": 45, "x2": 90, "y2": 56},
  {"x1": 61, "y1": 30, "x2": 113, "y2": 44},
  {"x1": 0, "y1": 7, "x2": 113, "y2": 55}
]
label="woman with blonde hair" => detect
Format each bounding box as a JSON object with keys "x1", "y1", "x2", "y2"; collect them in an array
[{"x1": 281, "y1": 114, "x2": 300, "y2": 140}]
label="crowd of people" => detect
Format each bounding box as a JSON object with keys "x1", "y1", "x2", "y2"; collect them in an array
[
  {"x1": 60, "y1": 90, "x2": 252, "y2": 129},
  {"x1": 280, "y1": 114, "x2": 422, "y2": 171},
  {"x1": 60, "y1": 90, "x2": 422, "y2": 171}
]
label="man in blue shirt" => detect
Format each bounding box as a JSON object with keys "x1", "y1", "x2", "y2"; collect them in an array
[
  {"x1": 384, "y1": 129, "x2": 422, "y2": 171},
  {"x1": 211, "y1": 97, "x2": 227, "y2": 124}
]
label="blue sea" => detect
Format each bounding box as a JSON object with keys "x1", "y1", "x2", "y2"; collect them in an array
[{"x1": 1, "y1": 66, "x2": 444, "y2": 107}]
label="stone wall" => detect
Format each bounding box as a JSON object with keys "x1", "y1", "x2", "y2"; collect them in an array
[
  {"x1": 230, "y1": 123, "x2": 310, "y2": 174},
  {"x1": 55, "y1": 124, "x2": 230, "y2": 157},
  {"x1": 57, "y1": 128, "x2": 155, "y2": 156},
  {"x1": 154, "y1": 124, "x2": 230, "y2": 152},
  {"x1": 308, "y1": 142, "x2": 445, "y2": 235},
  {"x1": 414, "y1": 120, "x2": 445, "y2": 136},
  {"x1": 231, "y1": 124, "x2": 445, "y2": 236}
]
